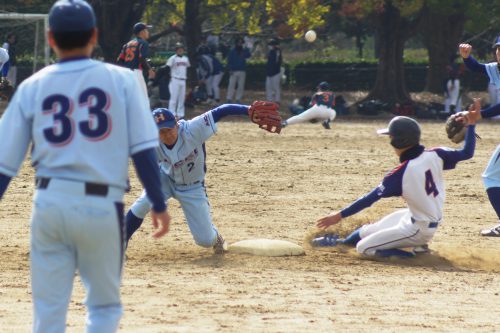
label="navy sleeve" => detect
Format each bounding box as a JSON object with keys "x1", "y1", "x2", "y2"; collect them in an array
[
  {"x1": 0, "y1": 173, "x2": 12, "y2": 200},
  {"x1": 211, "y1": 104, "x2": 249, "y2": 122},
  {"x1": 463, "y1": 56, "x2": 487, "y2": 75},
  {"x1": 433, "y1": 125, "x2": 476, "y2": 170},
  {"x1": 481, "y1": 103, "x2": 500, "y2": 118},
  {"x1": 340, "y1": 162, "x2": 406, "y2": 218},
  {"x1": 131, "y1": 148, "x2": 166, "y2": 213}
]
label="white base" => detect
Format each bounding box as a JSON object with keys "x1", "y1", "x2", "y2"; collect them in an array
[{"x1": 228, "y1": 238, "x2": 305, "y2": 257}]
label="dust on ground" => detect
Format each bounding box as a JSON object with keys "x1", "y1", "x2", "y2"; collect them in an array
[{"x1": 0, "y1": 104, "x2": 499, "y2": 332}]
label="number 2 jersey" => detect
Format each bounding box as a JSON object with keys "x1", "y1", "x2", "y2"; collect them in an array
[
  {"x1": 0, "y1": 58, "x2": 159, "y2": 190},
  {"x1": 341, "y1": 126, "x2": 476, "y2": 222},
  {"x1": 157, "y1": 111, "x2": 217, "y2": 185}
]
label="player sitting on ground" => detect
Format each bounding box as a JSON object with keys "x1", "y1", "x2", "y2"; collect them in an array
[
  {"x1": 281, "y1": 81, "x2": 336, "y2": 129},
  {"x1": 314, "y1": 103, "x2": 479, "y2": 258},
  {"x1": 126, "y1": 103, "x2": 278, "y2": 254}
]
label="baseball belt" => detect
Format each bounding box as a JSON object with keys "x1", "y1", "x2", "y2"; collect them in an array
[{"x1": 35, "y1": 177, "x2": 109, "y2": 197}]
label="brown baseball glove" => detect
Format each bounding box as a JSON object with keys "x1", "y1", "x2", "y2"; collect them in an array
[
  {"x1": 248, "y1": 101, "x2": 282, "y2": 134},
  {"x1": 445, "y1": 113, "x2": 481, "y2": 143},
  {"x1": 0, "y1": 77, "x2": 14, "y2": 102}
]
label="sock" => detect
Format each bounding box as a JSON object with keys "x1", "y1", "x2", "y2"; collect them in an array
[
  {"x1": 375, "y1": 248, "x2": 415, "y2": 258},
  {"x1": 341, "y1": 229, "x2": 361, "y2": 246},
  {"x1": 125, "y1": 210, "x2": 144, "y2": 242},
  {"x1": 486, "y1": 187, "x2": 500, "y2": 219}
]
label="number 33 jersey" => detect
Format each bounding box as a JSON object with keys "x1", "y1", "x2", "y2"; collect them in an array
[
  {"x1": 376, "y1": 148, "x2": 463, "y2": 222},
  {"x1": 157, "y1": 111, "x2": 217, "y2": 185},
  {"x1": 0, "y1": 59, "x2": 158, "y2": 189}
]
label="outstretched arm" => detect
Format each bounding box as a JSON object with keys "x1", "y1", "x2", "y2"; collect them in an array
[
  {"x1": 459, "y1": 43, "x2": 487, "y2": 75},
  {"x1": 211, "y1": 104, "x2": 249, "y2": 122}
]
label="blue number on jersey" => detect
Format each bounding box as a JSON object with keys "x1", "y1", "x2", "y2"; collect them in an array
[
  {"x1": 79, "y1": 88, "x2": 111, "y2": 140},
  {"x1": 42, "y1": 88, "x2": 110, "y2": 145},
  {"x1": 42, "y1": 94, "x2": 74, "y2": 146},
  {"x1": 424, "y1": 169, "x2": 439, "y2": 197}
]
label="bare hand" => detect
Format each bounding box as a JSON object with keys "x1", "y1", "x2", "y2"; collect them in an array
[
  {"x1": 151, "y1": 210, "x2": 170, "y2": 238},
  {"x1": 456, "y1": 98, "x2": 482, "y2": 125},
  {"x1": 459, "y1": 43, "x2": 472, "y2": 59},
  {"x1": 317, "y1": 211, "x2": 342, "y2": 229}
]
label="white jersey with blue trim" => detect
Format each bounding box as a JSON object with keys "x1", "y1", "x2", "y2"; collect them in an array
[
  {"x1": 377, "y1": 149, "x2": 455, "y2": 222},
  {"x1": 157, "y1": 111, "x2": 217, "y2": 184},
  {"x1": 0, "y1": 58, "x2": 159, "y2": 189}
]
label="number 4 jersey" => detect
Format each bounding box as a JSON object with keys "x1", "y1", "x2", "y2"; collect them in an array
[
  {"x1": 376, "y1": 148, "x2": 466, "y2": 222},
  {"x1": 0, "y1": 58, "x2": 158, "y2": 190}
]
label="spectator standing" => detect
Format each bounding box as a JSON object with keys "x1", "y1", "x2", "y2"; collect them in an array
[
  {"x1": 226, "y1": 37, "x2": 251, "y2": 103},
  {"x1": 2, "y1": 33, "x2": 17, "y2": 87},
  {"x1": 209, "y1": 53, "x2": 224, "y2": 105},
  {"x1": 117, "y1": 22, "x2": 155, "y2": 99},
  {"x1": 166, "y1": 42, "x2": 190, "y2": 119},
  {"x1": 444, "y1": 55, "x2": 463, "y2": 115},
  {"x1": 266, "y1": 38, "x2": 282, "y2": 104}
]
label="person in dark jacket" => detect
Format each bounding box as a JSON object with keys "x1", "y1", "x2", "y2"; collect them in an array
[
  {"x1": 266, "y1": 38, "x2": 283, "y2": 104},
  {"x1": 226, "y1": 37, "x2": 251, "y2": 103}
]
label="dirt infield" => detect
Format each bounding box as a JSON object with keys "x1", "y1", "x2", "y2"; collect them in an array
[{"x1": 0, "y1": 117, "x2": 499, "y2": 332}]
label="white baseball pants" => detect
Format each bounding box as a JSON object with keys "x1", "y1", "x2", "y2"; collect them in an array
[
  {"x1": 134, "y1": 69, "x2": 148, "y2": 102},
  {"x1": 169, "y1": 77, "x2": 187, "y2": 118},
  {"x1": 285, "y1": 104, "x2": 336, "y2": 126},
  {"x1": 444, "y1": 79, "x2": 461, "y2": 113},
  {"x1": 210, "y1": 73, "x2": 223, "y2": 101},
  {"x1": 226, "y1": 71, "x2": 246, "y2": 102},
  {"x1": 357, "y1": 209, "x2": 438, "y2": 256},
  {"x1": 266, "y1": 73, "x2": 281, "y2": 103}
]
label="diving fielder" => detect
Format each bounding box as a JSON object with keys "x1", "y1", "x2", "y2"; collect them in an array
[
  {"x1": 126, "y1": 103, "x2": 275, "y2": 253},
  {"x1": 315, "y1": 110, "x2": 478, "y2": 257},
  {"x1": 0, "y1": 1, "x2": 169, "y2": 332}
]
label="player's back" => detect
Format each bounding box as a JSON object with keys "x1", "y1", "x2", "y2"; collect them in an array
[
  {"x1": 12, "y1": 59, "x2": 151, "y2": 189},
  {"x1": 402, "y1": 150, "x2": 445, "y2": 222}
]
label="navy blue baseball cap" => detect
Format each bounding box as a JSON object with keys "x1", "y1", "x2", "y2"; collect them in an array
[
  {"x1": 133, "y1": 22, "x2": 152, "y2": 34},
  {"x1": 377, "y1": 116, "x2": 421, "y2": 148},
  {"x1": 493, "y1": 35, "x2": 500, "y2": 49},
  {"x1": 49, "y1": 0, "x2": 96, "y2": 33},
  {"x1": 152, "y1": 108, "x2": 177, "y2": 129}
]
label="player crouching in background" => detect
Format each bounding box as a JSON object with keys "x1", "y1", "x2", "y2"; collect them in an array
[
  {"x1": 281, "y1": 81, "x2": 336, "y2": 129},
  {"x1": 313, "y1": 102, "x2": 480, "y2": 258}
]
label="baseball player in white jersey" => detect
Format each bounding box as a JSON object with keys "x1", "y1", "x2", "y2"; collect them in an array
[
  {"x1": 314, "y1": 110, "x2": 478, "y2": 258},
  {"x1": 0, "y1": 1, "x2": 170, "y2": 332},
  {"x1": 281, "y1": 81, "x2": 336, "y2": 129},
  {"x1": 167, "y1": 42, "x2": 190, "y2": 119},
  {"x1": 126, "y1": 103, "x2": 278, "y2": 253}
]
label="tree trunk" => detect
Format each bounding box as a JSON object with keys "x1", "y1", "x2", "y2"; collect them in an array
[
  {"x1": 366, "y1": 3, "x2": 413, "y2": 104},
  {"x1": 185, "y1": 0, "x2": 203, "y2": 85},
  {"x1": 421, "y1": 7, "x2": 465, "y2": 93},
  {"x1": 88, "y1": 0, "x2": 146, "y2": 63}
]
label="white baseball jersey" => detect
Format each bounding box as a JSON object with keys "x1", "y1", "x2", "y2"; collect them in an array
[
  {"x1": 375, "y1": 149, "x2": 463, "y2": 222},
  {"x1": 158, "y1": 111, "x2": 217, "y2": 184},
  {"x1": 166, "y1": 54, "x2": 190, "y2": 79},
  {"x1": 0, "y1": 58, "x2": 159, "y2": 189},
  {"x1": 0, "y1": 47, "x2": 9, "y2": 72}
]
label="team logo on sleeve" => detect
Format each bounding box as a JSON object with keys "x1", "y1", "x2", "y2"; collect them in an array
[{"x1": 203, "y1": 115, "x2": 210, "y2": 127}]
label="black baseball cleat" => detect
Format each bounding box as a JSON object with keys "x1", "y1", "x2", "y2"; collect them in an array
[
  {"x1": 480, "y1": 223, "x2": 500, "y2": 237},
  {"x1": 322, "y1": 120, "x2": 331, "y2": 129},
  {"x1": 281, "y1": 120, "x2": 288, "y2": 128},
  {"x1": 213, "y1": 233, "x2": 228, "y2": 254}
]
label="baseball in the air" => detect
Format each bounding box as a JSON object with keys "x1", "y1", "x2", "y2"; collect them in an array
[{"x1": 305, "y1": 30, "x2": 316, "y2": 43}]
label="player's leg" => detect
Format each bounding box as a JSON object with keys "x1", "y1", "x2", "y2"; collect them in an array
[
  {"x1": 284, "y1": 105, "x2": 325, "y2": 126},
  {"x1": 134, "y1": 69, "x2": 149, "y2": 101},
  {"x1": 177, "y1": 81, "x2": 187, "y2": 118},
  {"x1": 356, "y1": 211, "x2": 435, "y2": 257},
  {"x1": 127, "y1": 174, "x2": 173, "y2": 241},
  {"x1": 212, "y1": 73, "x2": 222, "y2": 103},
  {"x1": 273, "y1": 73, "x2": 281, "y2": 103},
  {"x1": 226, "y1": 72, "x2": 237, "y2": 102},
  {"x1": 205, "y1": 75, "x2": 214, "y2": 103},
  {"x1": 235, "y1": 71, "x2": 246, "y2": 103},
  {"x1": 74, "y1": 198, "x2": 125, "y2": 333},
  {"x1": 266, "y1": 76, "x2": 272, "y2": 101},
  {"x1": 31, "y1": 192, "x2": 76, "y2": 333},
  {"x1": 176, "y1": 184, "x2": 220, "y2": 250},
  {"x1": 481, "y1": 146, "x2": 500, "y2": 236},
  {"x1": 168, "y1": 79, "x2": 178, "y2": 114}
]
